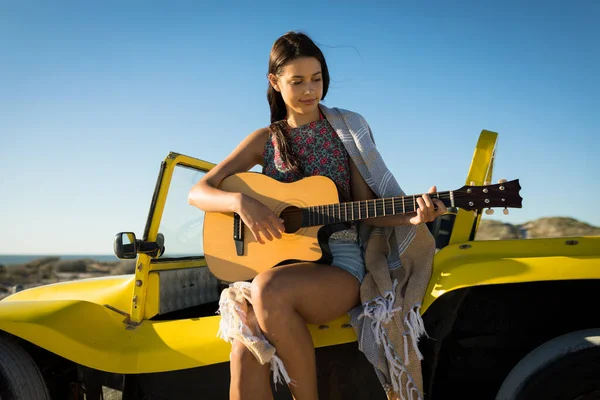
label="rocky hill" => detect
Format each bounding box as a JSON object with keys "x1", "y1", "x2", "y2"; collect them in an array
[{"x1": 475, "y1": 217, "x2": 600, "y2": 240}]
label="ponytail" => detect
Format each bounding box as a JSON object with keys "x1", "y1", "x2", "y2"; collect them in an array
[{"x1": 267, "y1": 85, "x2": 303, "y2": 175}]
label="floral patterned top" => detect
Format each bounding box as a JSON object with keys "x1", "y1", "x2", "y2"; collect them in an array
[{"x1": 262, "y1": 118, "x2": 352, "y2": 202}]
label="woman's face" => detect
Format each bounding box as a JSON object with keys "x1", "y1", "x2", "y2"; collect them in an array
[{"x1": 270, "y1": 56, "x2": 323, "y2": 117}]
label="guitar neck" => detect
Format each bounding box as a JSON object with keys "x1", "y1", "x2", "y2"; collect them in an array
[{"x1": 301, "y1": 191, "x2": 455, "y2": 227}]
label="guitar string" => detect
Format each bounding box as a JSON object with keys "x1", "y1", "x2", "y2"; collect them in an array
[{"x1": 278, "y1": 191, "x2": 512, "y2": 224}]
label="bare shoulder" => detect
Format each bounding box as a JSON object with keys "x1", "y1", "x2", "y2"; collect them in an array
[
  {"x1": 203, "y1": 126, "x2": 271, "y2": 185},
  {"x1": 246, "y1": 126, "x2": 270, "y2": 146},
  {"x1": 242, "y1": 126, "x2": 270, "y2": 162}
]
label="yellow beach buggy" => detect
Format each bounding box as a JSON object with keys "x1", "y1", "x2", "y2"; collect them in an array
[{"x1": 1, "y1": 131, "x2": 599, "y2": 399}]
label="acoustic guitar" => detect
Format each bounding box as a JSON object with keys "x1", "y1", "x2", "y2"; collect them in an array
[{"x1": 203, "y1": 172, "x2": 522, "y2": 282}]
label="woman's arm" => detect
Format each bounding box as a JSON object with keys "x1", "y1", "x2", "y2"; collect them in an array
[
  {"x1": 188, "y1": 128, "x2": 268, "y2": 213},
  {"x1": 188, "y1": 128, "x2": 285, "y2": 243}
]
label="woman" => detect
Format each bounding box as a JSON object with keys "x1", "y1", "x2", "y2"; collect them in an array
[{"x1": 188, "y1": 31, "x2": 446, "y2": 400}]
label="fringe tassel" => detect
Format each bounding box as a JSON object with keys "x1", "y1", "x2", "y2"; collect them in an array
[
  {"x1": 404, "y1": 305, "x2": 427, "y2": 361},
  {"x1": 358, "y1": 280, "x2": 423, "y2": 400},
  {"x1": 270, "y1": 354, "x2": 293, "y2": 386}
]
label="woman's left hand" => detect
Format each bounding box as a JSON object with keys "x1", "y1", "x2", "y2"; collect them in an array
[{"x1": 408, "y1": 186, "x2": 447, "y2": 225}]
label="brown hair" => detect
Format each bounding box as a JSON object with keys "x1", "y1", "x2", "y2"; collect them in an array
[{"x1": 266, "y1": 31, "x2": 330, "y2": 175}]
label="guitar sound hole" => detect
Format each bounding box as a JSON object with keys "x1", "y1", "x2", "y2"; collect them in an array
[{"x1": 280, "y1": 206, "x2": 302, "y2": 234}]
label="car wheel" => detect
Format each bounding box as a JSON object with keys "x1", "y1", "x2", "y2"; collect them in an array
[
  {"x1": 0, "y1": 335, "x2": 50, "y2": 400},
  {"x1": 496, "y1": 328, "x2": 600, "y2": 400}
]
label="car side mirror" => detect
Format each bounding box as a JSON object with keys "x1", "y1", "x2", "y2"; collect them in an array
[
  {"x1": 114, "y1": 232, "x2": 166, "y2": 259},
  {"x1": 114, "y1": 232, "x2": 138, "y2": 259}
]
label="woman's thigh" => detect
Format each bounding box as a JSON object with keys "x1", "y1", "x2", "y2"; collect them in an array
[{"x1": 251, "y1": 262, "x2": 360, "y2": 326}]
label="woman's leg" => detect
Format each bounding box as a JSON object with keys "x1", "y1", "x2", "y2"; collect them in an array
[
  {"x1": 249, "y1": 262, "x2": 360, "y2": 400},
  {"x1": 229, "y1": 337, "x2": 273, "y2": 400}
]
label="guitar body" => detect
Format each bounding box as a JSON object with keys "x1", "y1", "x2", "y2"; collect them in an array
[{"x1": 203, "y1": 172, "x2": 340, "y2": 282}]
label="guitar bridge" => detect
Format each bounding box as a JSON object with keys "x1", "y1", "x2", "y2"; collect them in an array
[{"x1": 233, "y1": 213, "x2": 244, "y2": 256}]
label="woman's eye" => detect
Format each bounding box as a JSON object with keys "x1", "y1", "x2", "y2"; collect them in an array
[
  {"x1": 292, "y1": 81, "x2": 301, "y2": 85},
  {"x1": 314, "y1": 78, "x2": 322, "y2": 82}
]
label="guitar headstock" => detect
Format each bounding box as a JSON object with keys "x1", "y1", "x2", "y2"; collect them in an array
[{"x1": 453, "y1": 179, "x2": 523, "y2": 213}]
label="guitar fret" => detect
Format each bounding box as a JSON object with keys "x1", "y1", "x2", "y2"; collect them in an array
[
  {"x1": 413, "y1": 195, "x2": 416, "y2": 213},
  {"x1": 402, "y1": 197, "x2": 405, "y2": 213},
  {"x1": 392, "y1": 198, "x2": 395, "y2": 215}
]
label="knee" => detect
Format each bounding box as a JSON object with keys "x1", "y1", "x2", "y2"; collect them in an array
[
  {"x1": 250, "y1": 272, "x2": 293, "y2": 326},
  {"x1": 250, "y1": 271, "x2": 283, "y2": 311},
  {"x1": 230, "y1": 339, "x2": 258, "y2": 367}
]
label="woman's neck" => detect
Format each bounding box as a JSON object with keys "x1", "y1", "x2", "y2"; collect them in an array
[{"x1": 286, "y1": 107, "x2": 320, "y2": 128}]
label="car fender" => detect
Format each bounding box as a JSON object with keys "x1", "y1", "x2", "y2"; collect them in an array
[
  {"x1": 0, "y1": 275, "x2": 357, "y2": 373},
  {"x1": 423, "y1": 236, "x2": 600, "y2": 313}
]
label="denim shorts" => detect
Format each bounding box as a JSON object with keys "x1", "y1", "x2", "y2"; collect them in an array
[{"x1": 328, "y1": 237, "x2": 366, "y2": 283}]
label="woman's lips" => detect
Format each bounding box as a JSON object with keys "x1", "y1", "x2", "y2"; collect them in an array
[{"x1": 300, "y1": 99, "x2": 316, "y2": 105}]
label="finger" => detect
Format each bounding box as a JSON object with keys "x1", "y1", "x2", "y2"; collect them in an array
[
  {"x1": 271, "y1": 215, "x2": 285, "y2": 235},
  {"x1": 433, "y1": 199, "x2": 447, "y2": 214},
  {"x1": 260, "y1": 225, "x2": 274, "y2": 242},
  {"x1": 416, "y1": 208, "x2": 426, "y2": 224},
  {"x1": 428, "y1": 185, "x2": 437, "y2": 194},
  {"x1": 250, "y1": 221, "x2": 266, "y2": 244},
  {"x1": 417, "y1": 197, "x2": 429, "y2": 221},
  {"x1": 252, "y1": 230, "x2": 264, "y2": 244},
  {"x1": 422, "y1": 193, "x2": 434, "y2": 211},
  {"x1": 266, "y1": 220, "x2": 282, "y2": 240}
]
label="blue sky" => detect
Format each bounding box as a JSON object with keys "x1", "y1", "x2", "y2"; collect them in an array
[{"x1": 1, "y1": 1, "x2": 598, "y2": 255}]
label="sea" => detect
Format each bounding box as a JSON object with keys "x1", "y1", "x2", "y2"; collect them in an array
[{"x1": 0, "y1": 254, "x2": 119, "y2": 266}]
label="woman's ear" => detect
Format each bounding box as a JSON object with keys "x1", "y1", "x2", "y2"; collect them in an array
[{"x1": 268, "y1": 73, "x2": 280, "y2": 92}]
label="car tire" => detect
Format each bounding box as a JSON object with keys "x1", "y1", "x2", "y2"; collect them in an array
[
  {"x1": 0, "y1": 336, "x2": 50, "y2": 400},
  {"x1": 496, "y1": 328, "x2": 600, "y2": 400}
]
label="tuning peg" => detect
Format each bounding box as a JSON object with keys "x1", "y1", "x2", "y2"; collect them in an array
[
  {"x1": 470, "y1": 181, "x2": 475, "y2": 186},
  {"x1": 485, "y1": 208, "x2": 495, "y2": 215},
  {"x1": 503, "y1": 208, "x2": 509, "y2": 215},
  {"x1": 484, "y1": 181, "x2": 490, "y2": 186},
  {"x1": 498, "y1": 178, "x2": 507, "y2": 184}
]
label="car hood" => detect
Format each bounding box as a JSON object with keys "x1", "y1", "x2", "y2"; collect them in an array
[{"x1": 1, "y1": 274, "x2": 134, "y2": 312}]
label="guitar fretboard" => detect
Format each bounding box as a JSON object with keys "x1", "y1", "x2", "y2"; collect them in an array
[{"x1": 301, "y1": 191, "x2": 455, "y2": 227}]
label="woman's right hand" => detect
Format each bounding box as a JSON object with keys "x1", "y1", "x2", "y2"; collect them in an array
[{"x1": 236, "y1": 194, "x2": 285, "y2": 244}]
